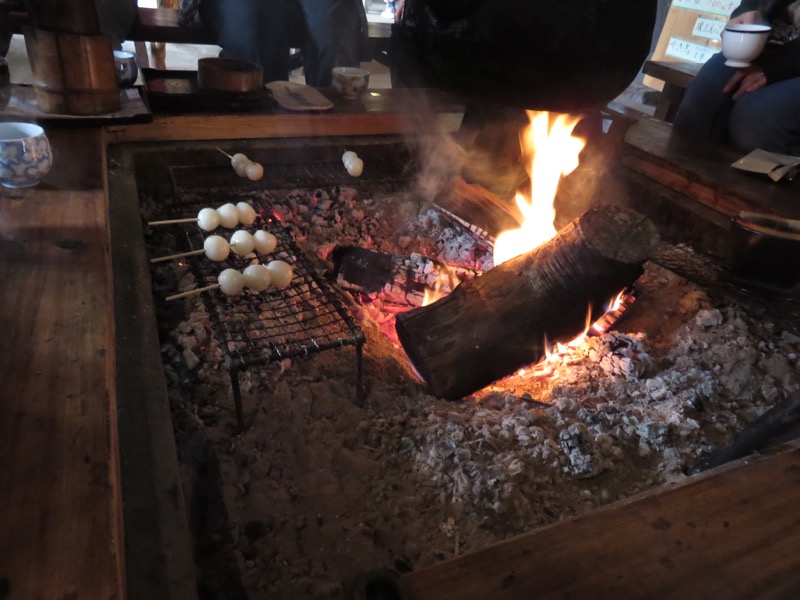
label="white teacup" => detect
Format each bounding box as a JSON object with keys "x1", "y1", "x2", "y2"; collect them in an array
[
  {"x1": 0, "y1": 122, "x2": 52, "y2": 189},
  {"x1": 721, "y1": 24, "x2": 771, "y2": 68},
  {"x1": 114, "y1": 50, "x2": 139, "y2": 87},
  {"x1": 332, "y1": 67, "x2": 370, "y2": 99}
]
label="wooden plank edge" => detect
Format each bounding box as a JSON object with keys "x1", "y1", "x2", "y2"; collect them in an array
[
  {"x1": 402, "y1": 441, "x2": 800, "y2": 599},
  {"x1": 104, "y1": 134, "x2": 199, "y2": 600}
]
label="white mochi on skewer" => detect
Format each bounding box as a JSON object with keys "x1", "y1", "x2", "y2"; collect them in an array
[
  {"x1": 242, "y1": 264, "x2": 271, "y2": 292},
  {"x1": 266, "y1": 260, "x2": 293, "y2": 289},
  {"x1": 217, "y1": 203, "x2": 240, "y2": 228},
  {"x1": 218, "y1": 268, "x2": 245, "y2": 295},
  {"x1": 230, "y1": 230, "x2": 256, "y2": 256},
  {"x1": 203, "y1": 235, "x2": 231, "y2": 261},
  {"x1": 234, "y1": 160, "x2": 251, "y2": 177},
  {"x1": 342, "y1": 150, "x2": 357, "y2": 165},
  {"x1": 253, "y1": 230, "x2": 277, "y2": 255},
  {"x1": 245, "y1": 162, "x2": 264, "y2": 181},
  {"x1": 231, "y1": 153, "x2": 249, "y2": 169},
  {"x1": 236, "y1": 202, "x2": 257, "y2": 226},
  {"x1": 345, "y1": 157, "x2": 364, "y2": 177},
  {"x1": 197, "y1": 207, "x2": 221, "y2": 231}
]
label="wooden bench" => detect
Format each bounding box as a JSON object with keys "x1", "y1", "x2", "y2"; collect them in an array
[
  {"x1": 616, "y1": 116, "x2": 800, "y2": 257},
  {"x1": 641, "y1": 59, "x2": 701, "y2": 123}
]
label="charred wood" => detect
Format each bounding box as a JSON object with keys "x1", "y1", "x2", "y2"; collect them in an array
[
  {"x1": 434, "y1": 177, "x2": 522, "y2": 237},
  {"x1": 395, "y1": 205, "x2": 660, "y2": 399},
  {"x1": 333, "y1": 246, "x2": 481, "y2": 308}
]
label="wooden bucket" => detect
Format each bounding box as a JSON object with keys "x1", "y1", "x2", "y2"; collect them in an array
[{"x1": 23, "y1": 27, "x2": 121, "y2": 115}]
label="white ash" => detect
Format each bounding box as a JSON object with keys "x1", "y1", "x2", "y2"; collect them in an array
[{"x1": 152, "y1": 182, "x2": 800, "y2": 597}]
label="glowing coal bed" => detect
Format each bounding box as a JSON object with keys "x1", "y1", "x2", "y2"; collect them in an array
[{"x1": 134, "y1": 138, "x2": 800, "y2": 600}]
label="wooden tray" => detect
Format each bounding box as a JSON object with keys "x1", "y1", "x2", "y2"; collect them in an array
[
  {"x1": 141, "y1": 68, "x2": 274, "y2": 112},
  {"x1": 265, "y1": 81, "x2": 333, "y2": 111},
  {"x1": 0, "y1": 84, "x2": 152, "y2": 124}
]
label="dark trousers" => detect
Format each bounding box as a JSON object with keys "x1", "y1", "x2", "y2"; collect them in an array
[{"x1": 199, "y1": 0, "x2": 366, "y2": 86}]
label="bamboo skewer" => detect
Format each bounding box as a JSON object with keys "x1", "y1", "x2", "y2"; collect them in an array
[
  {"x1": 148, "y1": 217, "x2": 198, "y2": 226},
  {"x1": 166, "y1": 284, "x2": 220, "y2": 302},
  {"x1": 217, "y1": 147, "x2": 233, "y2": 159},
  {"x1": 150, "y1": 249, "x2": 205, "y2": 263}
]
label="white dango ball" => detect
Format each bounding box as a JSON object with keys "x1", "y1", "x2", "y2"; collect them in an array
[
  {"x1": 242, "y1": 264, "x2": 271, "y2": 292},
  {"x1": 236, "y1": 201, "x2": 257, "y2": 226},
  {"x1": 218, "y1": 268, "x2": 245, "y2": 295},
  {"x1": 253, "y1": 230, "x2": 277, "y2": 255},
  {"x1": 197, "y1": 207, "x2": 220, "y2": 232},
  {"x1": 230, "y1": 230, "x2": 256, "y2": 256},
  {"x1": 231, "y1": 153, "x2": 249, "y2": 169},
  {"x1": 345, "y1": 157, "x2": 364, "y2": 177},
  {"x1": 342, "y1": 150, "x2": 357, "y2": 166},
  {"x1": 245, "y1": 162, "x2": 264, "y2": 181},
  {"x1": 266, "y1": 260, "x2": 293, "y2": 289},
  {"x1": 203, "y1": 235, "x2": 230, "y2": 261},
  {"x1": 234, "y1": 160, "x2": 252, "y2": 177},
  {"x1": 217, "y1": 203, "x2": 240, "y2": 228}
]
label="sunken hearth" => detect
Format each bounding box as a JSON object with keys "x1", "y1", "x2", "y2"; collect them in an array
[{"x1": 108, "y1": 134, "x2": 800, "y2": 600}]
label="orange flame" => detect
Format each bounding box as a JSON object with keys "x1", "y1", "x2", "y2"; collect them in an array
[{"x1": 493, "y1": 111, "x2": 586, "y2": 266}]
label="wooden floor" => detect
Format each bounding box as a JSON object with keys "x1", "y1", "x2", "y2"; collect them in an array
[{"x1": 0, "y1": 129, "x2": 124, "y2": 600}]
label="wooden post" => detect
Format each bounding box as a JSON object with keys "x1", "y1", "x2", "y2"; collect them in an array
[
  {"x1": 23, "y1": 0, "x2": 101, "y2": 34},
  {"x1": 23, "y1": 0, "x2": 121, "y2": 114}
]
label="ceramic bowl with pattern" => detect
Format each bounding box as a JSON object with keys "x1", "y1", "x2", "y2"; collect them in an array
[
  {"x1": 0, "y1": 122, "x2": 52, "y2": 189},
  {"x1": 332, "y1": 67, "x2": 370, "y2": 99}
]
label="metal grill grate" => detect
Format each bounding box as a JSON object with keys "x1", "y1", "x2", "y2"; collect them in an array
[
  {"x1": 167, "y1": 157, "x2": 414, "y2": 206},
  {"x1": 151, "y1": 191, "x2": 365, "y2": 430}
]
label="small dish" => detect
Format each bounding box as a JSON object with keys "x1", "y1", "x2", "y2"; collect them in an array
[{"x1": 265, "y1": 81, "x2": 333, "y2": 111}]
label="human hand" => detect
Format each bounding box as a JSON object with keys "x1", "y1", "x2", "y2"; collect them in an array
[
  {"x1": 395, "y1": 0, "x2": 405, "y2": 23},
  {"x1": 723, "y1": 65, "x2": 768, "y2": 100},
  {"x1": 728, "y1": 10, "x2": 763, "y2": 26}
]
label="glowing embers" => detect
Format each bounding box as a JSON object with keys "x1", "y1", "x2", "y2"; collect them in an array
[{"x1": 517, "y1": 286, "x2": 638, "y2": 380}]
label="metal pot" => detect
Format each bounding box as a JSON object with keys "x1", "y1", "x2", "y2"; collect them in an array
[
  {"x1": 390, "y1": 0, "x2": 658, "y2": 111},
  {"x1": 728, "y1": 212, "x2": 800, "y2": 297}
]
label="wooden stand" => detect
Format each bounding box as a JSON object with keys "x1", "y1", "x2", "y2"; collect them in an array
[{"x1": 23, "y1": 27, "x2": 120, "y2": 115}]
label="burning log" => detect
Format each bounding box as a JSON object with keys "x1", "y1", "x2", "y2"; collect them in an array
[{"x1": 395, "y1": 205, "x2": 659, "y2": 399}]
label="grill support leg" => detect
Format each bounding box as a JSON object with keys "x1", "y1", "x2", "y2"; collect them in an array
[
  {"x1": 355, "y1": 342, "x2": 364, "y2": 406},
  {"x1": 230, "y1": 367, "x2": 245, "y2": 433}
]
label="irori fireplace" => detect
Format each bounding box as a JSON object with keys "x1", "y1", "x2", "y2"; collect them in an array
[{"x1": 107, "y1": 129, "x2": 800, "y2": 599}]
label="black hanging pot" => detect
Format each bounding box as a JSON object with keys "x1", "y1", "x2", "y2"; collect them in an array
[{"x1": 390, "y1": 0, "x2": 658, "y2": 112}]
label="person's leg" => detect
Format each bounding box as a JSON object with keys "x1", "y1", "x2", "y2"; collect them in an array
[
  {"x1": 335, "y1": 0, "x2": 368, "y2": 67},
  {"x1": 673, "y1": 52, "x2": 738, "y2": 144},
  {"x1": 200, "y1": 0, "x2": 289, "y2": 82},
  {"x1": 728, "y1": 76, "x2": 800, "y2": 154},
  {"x1": 298, "y1": 0, "x2": 339, "y2": 86}
]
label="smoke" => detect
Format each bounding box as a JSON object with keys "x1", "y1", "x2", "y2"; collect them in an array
[{"x1": 398, "y1": 93, "x2": 529, "y2": 208}]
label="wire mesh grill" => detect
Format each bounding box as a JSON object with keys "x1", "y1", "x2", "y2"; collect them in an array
[
  {"x1": 166, "y1": 157, "x2": 414, "y2": 206},
  {"x1": 154, "y1": 193, "x2": 364, "y2": 375}
]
